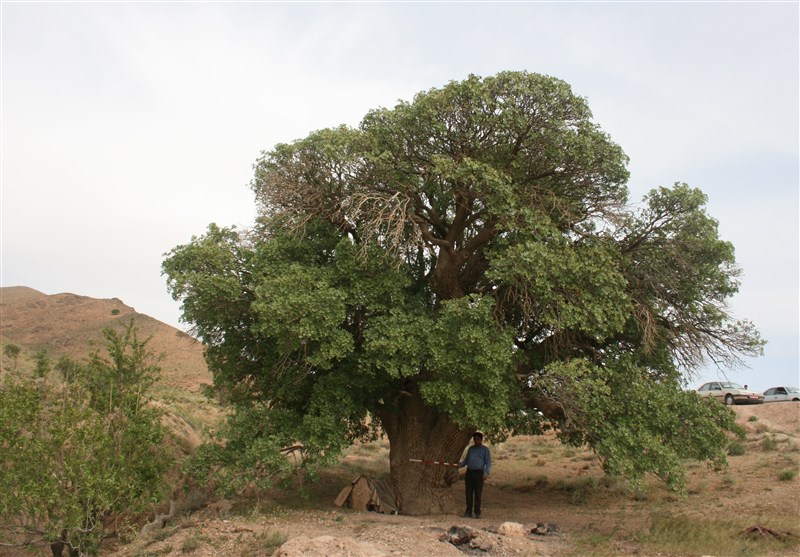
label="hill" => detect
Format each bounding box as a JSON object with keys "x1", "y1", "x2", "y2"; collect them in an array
[{"x1": 0, "y1": 286, "x2": 210, "y2": 392}]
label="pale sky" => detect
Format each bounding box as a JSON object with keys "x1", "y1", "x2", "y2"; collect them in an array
[{"x1": 1, "y1": 1, "x2": 798, "y2": 392}]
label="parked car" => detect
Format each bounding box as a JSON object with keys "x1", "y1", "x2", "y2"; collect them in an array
[
  {"x1": 696, "y1": 381, "x2": 764, "y2": 405},
  {"x1": 763, "y1": 386, "x2": 800, "y2": 402}
]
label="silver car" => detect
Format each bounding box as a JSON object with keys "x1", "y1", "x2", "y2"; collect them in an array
[
  {"x1": 763, "y1": 387, "x2": 800, "y2": 402},
  {"x1": 696, "y1": 381, "x2": 765, "y2": 405}
]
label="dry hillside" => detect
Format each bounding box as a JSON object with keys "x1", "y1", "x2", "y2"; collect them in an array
[{"x1": 0, "y1": 286, "x2": 210, "y2": 392}]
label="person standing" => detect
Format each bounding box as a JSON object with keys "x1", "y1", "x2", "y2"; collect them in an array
[{"x1": 458, "y1": 431, "x2": 491, "y2": 518}]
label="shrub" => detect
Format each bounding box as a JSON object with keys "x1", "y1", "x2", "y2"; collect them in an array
[
  {"x1": 778, "y1": 469, "x2": 796, "y2": 481},
  {"x1": 33, "y1": 350, "x2": 50, "y2": 378},
  {"x1": 258, "y1": 530, "x2": 288, "y2": 556},
  {"x1": 0, "y1": 322, "x2": 170, "y2": 556},
  {"x1": 2, "y1": 344, "x2": 21, "y2": 371},
  {"x1": 728, "y1": 441, "x2": 746, "y2": 456},
  {"x1": 180, "y1": 538, "x2": 200, "y2": 553},
  {"x1": 763, "y1": 436, "x2": 779, "y2": 451}
]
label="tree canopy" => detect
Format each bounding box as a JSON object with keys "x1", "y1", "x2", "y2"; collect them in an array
[{"x1": 163, "y1": 71, "x2": 763, "y2": 514}]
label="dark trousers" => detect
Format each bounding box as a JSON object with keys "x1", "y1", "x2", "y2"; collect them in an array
[{"x1": 464, "y1": 469, "x2": 484, "y2": 515}]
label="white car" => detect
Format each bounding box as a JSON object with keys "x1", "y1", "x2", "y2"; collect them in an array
[
  {"x1": 763, "y1": 387, "x2": 800, "y2": 403},
  {"x1": 695, "y1": 381, "x2": 764, "y2": 405}
]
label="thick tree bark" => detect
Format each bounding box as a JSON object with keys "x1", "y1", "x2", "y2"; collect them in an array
[
  {"x1": 431, "y1": 248, "x2": 465, "y2": 301},
  {"x1": 50, "y1": 531, "x2": 78, "y2": 557},
  {"x1": 378, "y1": 388, "x2": 473, "y2": 515}
]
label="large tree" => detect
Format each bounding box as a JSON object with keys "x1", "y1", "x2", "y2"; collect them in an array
[{"x1": 163, "y1": 72, "x2": 762, "y2": 514}]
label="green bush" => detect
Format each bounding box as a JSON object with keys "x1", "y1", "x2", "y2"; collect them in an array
[
  {"x1": 3, "y1": 344, "x2": 21, "y2": 371},
  {"x1": 727, "y1": 441, "x2": 746, "y2": 456},
  {"x1": 0, "y1": 322, "x2": 170, "y2": 556},
  {"x1": 778, "y1": 469, "x2": 796, "y2": 481}
]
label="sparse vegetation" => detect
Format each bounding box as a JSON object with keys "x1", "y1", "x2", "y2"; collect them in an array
[
  {"x1": 778, "y1": 469, "x2": 796, "y2": 481},
  {"x1": 763, "y1": 435, "x2": 780, "y2": 451},
  {"x1": 3, "y1": 343, "x2": 21, "y2": 371},
  {"x1": 556, "y1": 476, "x2": 600, "y2": 505},
  {"x1": 728, "y1": 440, "x2": 747, "y2": 456},
  {"x1": 253, "y1": 530, "x2": 289, "y2": 556},
  {"x1": 636, "y1": 512, "x2": 799, "y2": 556},
  {"x1": 754, "y1": 421, "x2": 770, "y2": 433},
  {"x1": 179, "y1": 537, "x2": 200, "y2": 553}
]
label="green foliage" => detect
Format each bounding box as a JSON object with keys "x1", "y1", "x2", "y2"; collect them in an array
[
  {"x1": 0, "y1": 322, "x2": 170, "y2": 555},
  {"x1": 419, "y1": 295, "x2": 517, "y2": 427},
  {"x1": 778, "y1": 469, "x2": 796, "y2": 481},
  {"x1": 3, "y1": 343, "x2": 21, "y2": 371},
  {"x1": 163, "y1": 71, "x2": 763, "y2": 508},
  {"x1": 536, "y1": 357, "x2": 743, "y2": 491},
  {"x1": 727, "y1": 441, "x2": 746, "y2": 456},
  {"x1": 184, "y1": 404, "x2": 300, "y2": 497},
  {"x1": 33, "y1": 349, "x2": 50, "y2": 378},
  {"x1": 763, "y1": 436, "x2": 779, "y2": 451},
  {"x1": 55, "y1": 355, "x2": 81, "y2": 383}
]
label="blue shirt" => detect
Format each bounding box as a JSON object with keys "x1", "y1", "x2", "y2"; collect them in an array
[{"x1": 459, "y1": 445, "x2": 491, "y2": 476}]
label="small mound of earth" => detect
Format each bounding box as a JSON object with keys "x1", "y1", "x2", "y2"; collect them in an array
[{"x1": 734, "y1": 404, "x2": 800, "y2": 434}]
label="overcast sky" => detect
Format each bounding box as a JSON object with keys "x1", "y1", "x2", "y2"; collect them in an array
[{"x1": 2, "y1": 1, "x2": 797, "y2": 392}]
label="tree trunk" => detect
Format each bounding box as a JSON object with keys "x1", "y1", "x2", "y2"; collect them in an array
[
  {"x1": 431, "y1": 249, "x2": 465, "y2": 301},
  {"x1": 50, "y1": 531, "x2": 78, "y2": 557},
  {"x1": 379, "y1": 388, "x2": 473, "y2": 515},
  {"x1": 50, "y1": 539, "x2": 65, "y2": 557}
]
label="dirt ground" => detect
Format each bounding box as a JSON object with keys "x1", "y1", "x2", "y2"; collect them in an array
[{"x1": 94, "y1": 403, "x2": 800, "y2": 557}]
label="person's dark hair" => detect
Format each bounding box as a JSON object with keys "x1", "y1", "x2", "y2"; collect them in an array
[{"x1": 473, "y1": 431, "x2": 483, "y2": 439}]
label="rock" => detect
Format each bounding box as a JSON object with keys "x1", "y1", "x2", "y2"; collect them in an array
[
  {"x1": 439, "y1": 525, "x2": 480, "y2": 546},
  {"x1": 469, "y1": 536, "x2": 494, "y2": 552},
  {"x1": 546, "y1": 522, "x2": 560, "y2": 534},
  {"x1": 530, "y1": 522, "x2": 561, "y2": 536},
  {"x1": 498, "y1": 521, "x2": 528, "y2": 537}
]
